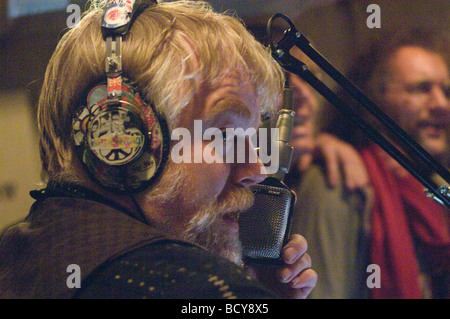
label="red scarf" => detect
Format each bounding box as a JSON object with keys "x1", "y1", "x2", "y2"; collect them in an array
[{"x1": 360, "y1": 144, "x2": 449, "y2": 299}]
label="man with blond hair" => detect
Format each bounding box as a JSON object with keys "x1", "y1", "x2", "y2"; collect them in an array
[{"x1": 0, "y1": 0, "x2": 317, "y2": 299}]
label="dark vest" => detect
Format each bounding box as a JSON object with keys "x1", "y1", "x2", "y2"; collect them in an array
[{"x1": 0, "y1": 195, "x2": 188, "y2": 298}]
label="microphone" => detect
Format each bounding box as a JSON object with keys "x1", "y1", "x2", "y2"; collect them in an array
[{"x1": 238, "y1": 81, "x2": 296, "y2": 267}]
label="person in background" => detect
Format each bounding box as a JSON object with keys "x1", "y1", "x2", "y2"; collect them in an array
[
  {"x1": 282, "y1": 46, "x2": 372, "y2": 299},
  {"x1": 245, "y1": 24, "x2": 369, "y2": 191},
  {"x1": 291, "y1": 28, "x2": 450, "y2": 299}
]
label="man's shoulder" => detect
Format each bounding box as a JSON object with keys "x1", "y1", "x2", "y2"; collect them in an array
[{"x1": 75, "y1": 241, "x2": 276, "y2": 299}]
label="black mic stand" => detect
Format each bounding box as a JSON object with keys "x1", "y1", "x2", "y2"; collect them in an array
[{"x1": 267, "y1": 13, "x2": 450, "y2": 209}]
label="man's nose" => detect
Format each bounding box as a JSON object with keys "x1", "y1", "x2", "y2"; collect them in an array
[
  {"x1": 232, "y1": 141, "x2": 266, "y2": 188},
  {"x1": 428, "y1": 84, "x2": 449, "y2": 113}
]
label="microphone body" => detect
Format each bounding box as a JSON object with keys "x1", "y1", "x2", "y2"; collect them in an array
[
  {"x1": 239, "y1": 177, "x2": 296, "y2": 266},
  {"x1": 239, "y1": 84, "x2": 296, "y2": 267}
]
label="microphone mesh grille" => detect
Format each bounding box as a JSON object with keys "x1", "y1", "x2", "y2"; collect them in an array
[{"x1": 239, "y1": 183, "x2": 293, "y2": 262}]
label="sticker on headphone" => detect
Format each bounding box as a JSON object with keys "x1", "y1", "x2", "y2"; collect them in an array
[
  {"x1": 102, "y1": 0, "x2": 136, "y2": 29},
  {"x1": 87, "y1": 106, "x2": 146, "y2": 165},
  {"x1": 73, "y1": 81, "x2": 169, "y2": 192},
  {"x1": 72, "y1": 84, "x2": 107, "y2": 147}
]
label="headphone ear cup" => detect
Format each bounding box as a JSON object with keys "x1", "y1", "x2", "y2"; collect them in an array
[{"x1": 73, "y1": 81, "x2": 169, "y2": 193}]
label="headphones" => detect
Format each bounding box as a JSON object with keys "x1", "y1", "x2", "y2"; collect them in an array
[{"x1": 72, "y1": 0, "x2": 169, "y2": 193}]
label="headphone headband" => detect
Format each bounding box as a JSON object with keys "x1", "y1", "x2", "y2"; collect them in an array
[
  {"x1": 102, "y1": 0, "x2": 143, "y2": 99},
  {"x1": 72, "y1": 0, "x2": 169, "y2": 193}
]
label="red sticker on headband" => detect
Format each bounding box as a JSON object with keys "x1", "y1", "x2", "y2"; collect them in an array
[{"x1": 102, "y1": 0, "x2": 136, "y2": 29}]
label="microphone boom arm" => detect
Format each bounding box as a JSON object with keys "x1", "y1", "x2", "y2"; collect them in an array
[{"x1": 267, "y1": 13, "x2": 450, "y2": 209}]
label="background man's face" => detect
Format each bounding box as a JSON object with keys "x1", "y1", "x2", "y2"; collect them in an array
[{"x1": 382, "y1": 46, "x2": 450, "y2": 161}]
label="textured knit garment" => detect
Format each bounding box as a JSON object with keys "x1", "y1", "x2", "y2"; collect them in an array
[
  {"x1": 0, "y1": 184, "x2": 276, "y2": 299},
  {"x1": 75, "y1": 242, "x2": 274, "y2": 299}
]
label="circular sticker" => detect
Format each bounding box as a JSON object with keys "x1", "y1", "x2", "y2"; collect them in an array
[
  {"x1": 73, "y1": 80, "x2": 170, "y2": 193},
  {"x1": 87, "y1": 106, "x2": 146, "y2": 165},
  {"x1": 102, "y1": 3, "x2": 131, "y2": 29}
]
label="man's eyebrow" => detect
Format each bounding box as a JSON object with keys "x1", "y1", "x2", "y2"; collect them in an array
[{"x1": 203, "y1": 99, "x2": 252, "y2": 125}]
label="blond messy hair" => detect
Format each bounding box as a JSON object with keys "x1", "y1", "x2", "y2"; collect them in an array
[{"x1": 38, "y1": 0, "x2": 284, "y2": 182}]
